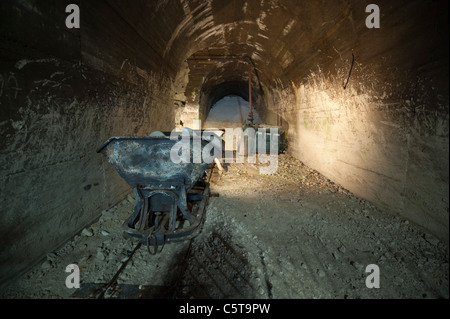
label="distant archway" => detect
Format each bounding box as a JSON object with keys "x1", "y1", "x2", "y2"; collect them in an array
[{"x1": 203, "y1": 95, "x2": 262, "y2": 129}]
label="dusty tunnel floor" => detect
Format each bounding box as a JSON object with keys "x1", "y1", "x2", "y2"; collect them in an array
[{"x1": 2, "y1": 154, "x2": 449, "y2": 299}]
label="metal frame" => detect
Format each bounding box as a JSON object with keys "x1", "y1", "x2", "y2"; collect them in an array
[{"x1": 97, "y1": 132, "x2": 214, "y2": 254}]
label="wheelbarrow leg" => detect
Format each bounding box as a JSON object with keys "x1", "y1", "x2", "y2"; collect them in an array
[
  {"x1": 128, "y1": 187, "x2": 143, "y2": 228},
  {"x1": 169, "y1": 201, "x2": 177, "y2": 231},
  {"x1": 177, "y1": 183, "x2": 193, "y2": 225},
  {"x1": 136, "y1": 197, "x2": 149, "y2": 231}
]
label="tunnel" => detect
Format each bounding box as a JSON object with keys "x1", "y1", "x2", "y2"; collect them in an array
[{"x1": 0, "y1": 0, "x2": 448, "y2": 300}]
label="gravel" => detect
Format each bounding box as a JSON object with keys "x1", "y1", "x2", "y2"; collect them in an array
[{"x1": 1, "y1": 154, "x2": 448, "y2": 299}]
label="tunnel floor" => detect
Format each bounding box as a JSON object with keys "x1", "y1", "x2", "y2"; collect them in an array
[{"x1": 2, "y1": 154, "x2": 449, "y2": 299}]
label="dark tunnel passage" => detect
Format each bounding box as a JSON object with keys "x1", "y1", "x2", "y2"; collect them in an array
[
  {"x1": 203, "y1": 81, "x2": 256, "y2": 118},
  {"x1": 182, "y1": 53, "x2": 267, "y2": 126},
  {"x1": 0, "y1": 0, "x2": 448, "y2": 300}
]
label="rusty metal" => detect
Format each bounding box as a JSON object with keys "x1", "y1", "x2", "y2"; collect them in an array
[
  {"x1": 97, "y1": 131, "x2": 214, "y2": 253},
  {"x1": 96, "y1": 242, "x2": 142, "y2": 299}
]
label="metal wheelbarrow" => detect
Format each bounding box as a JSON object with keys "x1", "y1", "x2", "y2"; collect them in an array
[{"x1": 97, "y1": 130, "x2": 215, "y2": 254}]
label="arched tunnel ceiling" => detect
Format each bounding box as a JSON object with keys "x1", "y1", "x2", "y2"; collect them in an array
[
  {"x1": 154, "y1": 0, "x2": 363, "y2": 120},
  {"x1": 164, "y1": 0, "x2": 366, "y2": 85},
  {"x1": 106, "y1": 0, "x2": 448, "y2": 103},
  {"x1": 186, "y1": 54, "x2": 263, "y2": 114},
  {"x1": 108, "y1": 0, "x2": 364, "y2": 88}
]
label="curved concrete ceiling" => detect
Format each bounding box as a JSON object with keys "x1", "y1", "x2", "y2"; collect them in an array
[
  {"x1": 164, "y1": 0, "x2": 361, "y2": 84},
  {"x1": 105, "y1": 0, "x2": 448, "y2": 120}
]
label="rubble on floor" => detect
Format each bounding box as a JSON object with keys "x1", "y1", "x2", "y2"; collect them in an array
[{"x1": 1, "y1": 154, "x2": 448, "y2": 299}]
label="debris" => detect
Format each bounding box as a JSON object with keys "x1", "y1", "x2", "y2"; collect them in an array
[
  {"x1": 81, "y1": 228, "x2": 93, "y2": 237},
  {"x1": 424, "y1": 234, "x2": 440, "y2": 246},
  {"x1": 41, "y1": 260, "x2": 52, "y2": 270},
  {"x1": 2, "y1": 154, "x2": 448, "y2": 300},
  {"x1": 126, "y1": 194, "x2": 135, "y2": 204},
  {"x1": 96, "y1": 252, "x2": 105, "y2": 261}
]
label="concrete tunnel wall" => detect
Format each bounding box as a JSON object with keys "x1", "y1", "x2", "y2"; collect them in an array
[
  {"x1": 0, "y1": 0, "x2": 448, "y2": 288},
  {"x1": 0, "y1": 0, "x2": 179, "y2": 287}
]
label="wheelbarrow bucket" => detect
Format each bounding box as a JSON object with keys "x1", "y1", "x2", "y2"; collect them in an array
[{"x1": 97, "y1": 131, "x2": 216, "y2": 253}]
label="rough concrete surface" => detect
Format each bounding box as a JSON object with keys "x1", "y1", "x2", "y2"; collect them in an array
[
  {"x1": 0, "y1": 0, "x2": 448, "y2": 298},
  {"x1": 1, "y1": 155, "x2": 447, "y2": 299}
]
